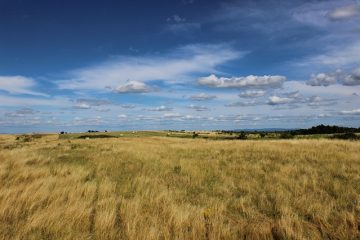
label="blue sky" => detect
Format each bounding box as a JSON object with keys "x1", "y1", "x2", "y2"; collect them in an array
[{"x1": 1, "y1": 0, "x2": 360, "y2": 133}]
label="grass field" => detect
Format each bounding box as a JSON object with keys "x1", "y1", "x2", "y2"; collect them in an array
[{"x1": 0, "y1": 133, "x2": 359, "y2": 239}]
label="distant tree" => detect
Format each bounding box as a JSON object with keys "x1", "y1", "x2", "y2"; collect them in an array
[
  {"x1": 293, "y1": 125, "x2": 359, "y2": 135},
  {"x1": 237, "y1": 132, "x2": 247, "y2": 140},
  {"x1": 280, "y1": 132, "x2": 294, "y2": 139}
]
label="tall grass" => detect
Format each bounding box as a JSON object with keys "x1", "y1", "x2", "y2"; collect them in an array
[{"x1": 0, "y1": 134, "x2": 359, "y2": 239}]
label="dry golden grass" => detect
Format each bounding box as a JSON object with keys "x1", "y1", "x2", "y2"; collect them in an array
[{"x1": 0, "y1": 134, "x2": 359, "y2": 239}]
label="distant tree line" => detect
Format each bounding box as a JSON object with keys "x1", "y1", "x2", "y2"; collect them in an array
[
  {"x1": 216, "y1": 125, "x2": 359, "y2": 135},
  {"x1": 291, "y1": 125, "x2": 360, "y2": 135}
]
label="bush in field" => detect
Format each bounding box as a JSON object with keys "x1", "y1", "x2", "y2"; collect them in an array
[
  {"x1": 16, "y1": 134, "x2": 43, "y2": 142},
  {"x1": 173, "y1": 165, "x2": 182, "y2": 174},
  {"x1": 280, "y1": 132, "x2": 294, "y2": 139},
  {"x1": 332, "y1": 132, "x2": 359, "y2": 140},
  {"x1": 78, "y1": 134, "x2": 115, "y2": 139},
  {"x1": 192, "y1": 132, "x2": 199, "y2": 138},
  {"x1": 237, "y1": 132, "x2": 247, "y2": 140}
]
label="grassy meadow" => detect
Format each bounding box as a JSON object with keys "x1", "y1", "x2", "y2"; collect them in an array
[{"x1": 0, "y1": 133, "x2": 359, "y2": 239}]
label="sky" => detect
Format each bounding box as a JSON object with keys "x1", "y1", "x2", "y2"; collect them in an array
[{"x1": 1, "y1": 0, "x2": 360, "y2": 133}]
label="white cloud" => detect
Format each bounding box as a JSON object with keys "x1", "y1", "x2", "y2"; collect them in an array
[
  {"x1": 163, "y1": 113, "x2": 181, "y2": 119},
  {"x1": 307, "y1": 72, "x2": 338, "y2": 86},
  {"x1": 306, "y1": 68, "x2": 360, "y2": 86},
  {"x1": 165, "y1": 15, "x2": 201, "y2": 34},
  {"x1": 198, "y1": 74, "x2": 286, "y2": 89},
  {"x1": 165, "y1": 22, "x2": 201, "y2": 34},
  {"x1": 113, "y1": 81, "x2": 153, "y2": 93},
  {"x1": 238, "y1": 90, "x2": 266, "y2": 98},
  {"x1": 267, "y1": 96, "x2": 293, "y2": 105},
  {"x1": 118, "y1": 114, "x2": 128, "y2": 119},
  {"x1": 187, "y1": 104, "x2": 209, "y2": 111},
  {"x1": 284, "y1": 81, "x2": 360, "y2": 97},
  {"x1": 292, "y1": 1, "x2": 330, "y2": 27},
  {"x1": 167, "y1": 15, "x2": 186, "y2": 23},
  {"x1": 73, "y1": 98, "x2": 112, "y2": 109},
  {"x1": 189, "y1": 93, "x2": 217, "y2": 101},
  {"x1": 267, "y1": 89, "x2": 336, "y2": 108},
  {"x1": 225, "y1": 101, "x2": 262, "y2": 107},
  {"x1": 305, "y1": 40, "x2": 360, "y2": 67},
  {"x1": 76, "y1": 98, "x2": 112, "y2": 106},
  {"x1": 292, "y1": 1, "x2": 360, "y2": 26},
  {"x1": 121, "y1": 104, "x2": 136, "y2": 109},
  {"x1": 283, "y1": 91, "x2": 302, "y2": 99},
  {"x1": 340, "y1": 109, "x2": 360, "y2": 115},
  {"x1": 0, "y1": 94, "x2": 70, "y2": 107},
  {"x1": 57, "y1": 44, "x2": 242, "y2": 91},
  {"x1": 5, "y1": 108, "x2": 37, "y2": 117},
  {"x1": 0, "y1": 76, "x2": 47, "y2": 96},
  {"x1": 342, "y1": 67, "x2": 360, "y2": 85},
  {"x1": 327, "y1": 4, "x2": 360, "y2": 21},
  {"x1": 73, "y1": 103, "x2": 91, "y2": 109},
  {"x1": 147, "y1": 105, "x2": 173, "y2": 111}
]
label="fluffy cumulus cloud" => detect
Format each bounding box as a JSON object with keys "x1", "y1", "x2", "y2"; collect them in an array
[
  {"x1": 307, "y1": 67, "x2": 360, "y2": 86},
  {"x1": 0, "y1": 76, "x2": 47, "y2": 96},
  {"x1": 342, "y1": 67, "x2": 360, "y2": 85},
  {"x1": 113, "y1": 81, "x2": 154, "y2": 93},
  {"x1": 224, "y1": 87, "x2": 338, "y2": 108},
  {"x1": 307, "y1": 72, "x2": 338, "y2": 86},
  {"x1": 238, "y1": 90, "x2": 266, "y2": 98},
  {"x1": 198, "y1": 74, "x2": 286, "y2": 89},
  {"x1": 267, "y1": 96, "x2": 293, "y2": 105},
  {"x1": 267, "y1": 91, "x2": 335, "y2": 107},
  {"x1": 57, "y1": 44, "x2": 242, "y2": 92},
  {"x1": 188, "y1": 93, "x2": 217, "y2": 101}
]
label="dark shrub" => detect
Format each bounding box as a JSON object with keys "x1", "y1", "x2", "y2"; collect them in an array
[
  {"x1": 332, "y1": 133, "x2": 359, "y2": 140},
  {"x1": 280, "y1": 132, "x2": 294, "y2": 139},
  {"x1": 237, "y1": 132, "x2": 247, "y2": 140},
  {"x1": 78, "y1": 134, "x2": 116, "y2": 139},
  {"x1": 173, "y1": 165, "x2": 181, "y2": 174}
]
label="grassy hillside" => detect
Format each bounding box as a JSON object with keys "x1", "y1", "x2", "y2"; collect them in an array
[{"x1": 0, "y1": 134, "x2": 359, "y2": 239}]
